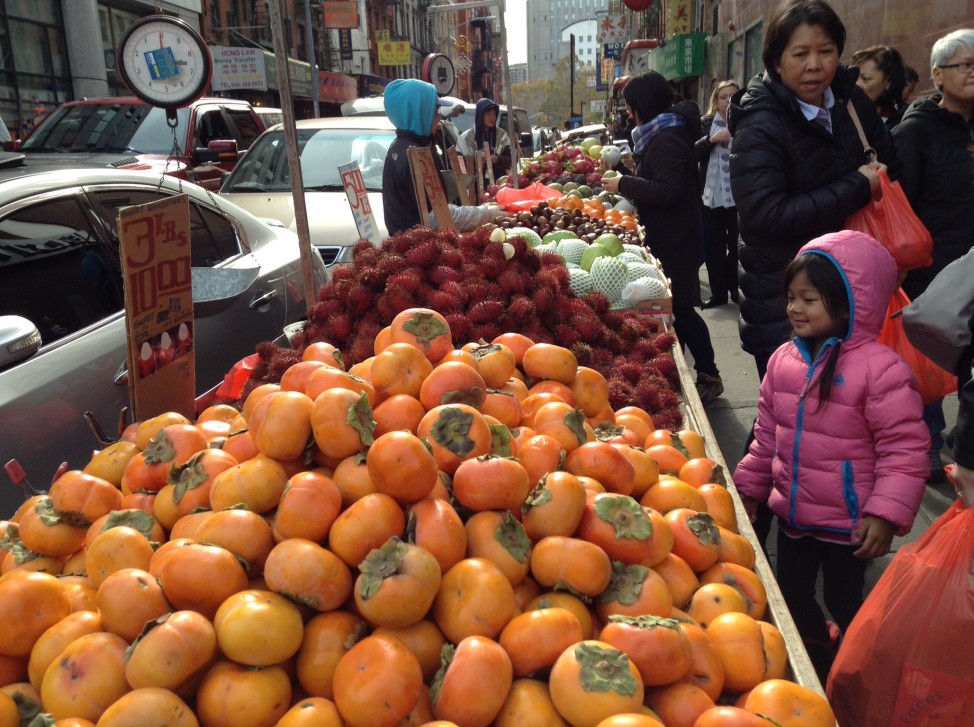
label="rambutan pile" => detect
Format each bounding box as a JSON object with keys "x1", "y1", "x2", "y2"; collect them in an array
[{"x1": 246, "y1": 227, "x2": 683, "y2": 427}]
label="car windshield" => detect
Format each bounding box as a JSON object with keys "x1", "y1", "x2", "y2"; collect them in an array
[
  {"x1": 22, "y1": 104, "x2": 189, "y2": 154},
  {"x1": 223, "y1": 127, "x2": 395, "y2": 193}
]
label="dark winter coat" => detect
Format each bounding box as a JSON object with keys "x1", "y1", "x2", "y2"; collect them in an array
[
  {"x1": 695, "y1": 113, "x2": 716, "y2": 190},
  {"x1": 727, "y1": 65, "x2": 900, "y2": 359},
  {"x1": 892, "y1": 96, "x2": 974, "y2": 300},
  {"x1": 617, "y1": 100, "x2": 704, "y2": 308},
  {"x1": 383, "y1": 130, "x2": 434, "y2": 236}
]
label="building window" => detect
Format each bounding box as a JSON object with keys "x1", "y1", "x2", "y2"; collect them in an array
[
  {"x1": 744, "y1": 22, "x2": 763, "y2": 81},
  {"x1": 0, "y1": 0, "x2": 70, "y2": 139}
]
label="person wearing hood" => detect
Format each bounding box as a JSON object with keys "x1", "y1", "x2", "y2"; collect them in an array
[
  {"x1": 382, "y1": 79, "x2": 501, "y2": 236},
  {"x1": 601, "y1": 71, "x2": 724, "y2": 407},
  {"x1": 727, "y1": 0, "x2": 899, "y2": 382},
  {"x1": 735, "y1": 230, "x2": 929, "y2": 683},
  {"x1": 455, "y1": 98, "x2": 511, "y2": 181},
  {"x1": 892, "y1": 29, "x2": 974, "y2": 484}
]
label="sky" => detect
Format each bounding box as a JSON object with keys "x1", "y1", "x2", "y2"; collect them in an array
[{"x1": 504, "y1": 0, "x2": 528, "y2": 65}]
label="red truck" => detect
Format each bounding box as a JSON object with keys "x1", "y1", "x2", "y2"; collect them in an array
[{"x1": 11, "y1": 97, "x2": 265, "y2": 189}]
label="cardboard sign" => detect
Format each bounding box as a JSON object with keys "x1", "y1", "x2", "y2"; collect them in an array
[
  {"x1": 119, "y1": 194, "x2": 195, "y2": 421},
  {"x1": 483, "y1": 141, "x2": 495, "y2": 186},
  {"x1": 338, "y1": 161, "x2": 381, "y2": 243},
  {"x1": 446, "y1": 149, "x2": 473, "y2": 205},
  {"x1": 406, "y1": 146, "x2": 454, "y2": 230}
]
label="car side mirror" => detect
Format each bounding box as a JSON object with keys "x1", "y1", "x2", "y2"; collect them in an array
[
  {"x1": 0, "y1": 316, "x2": 41, "y2": 369},
  {"x1": 195, "y1": 138, "x2": 239, "y2": 164}
]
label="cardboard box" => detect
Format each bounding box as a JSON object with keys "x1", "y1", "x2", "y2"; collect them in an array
[{"x1": 633, "y1": 295, "x2": 673, "y2": 328}]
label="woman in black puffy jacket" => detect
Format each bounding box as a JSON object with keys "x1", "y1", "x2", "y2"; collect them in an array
[{"x1": 727, "y1": 0, "x2": 899, "y2": 379}]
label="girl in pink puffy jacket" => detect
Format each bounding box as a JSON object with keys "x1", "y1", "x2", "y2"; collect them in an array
[{"x1": 734, "y1": 229, "x2": 929, "y2": 682}]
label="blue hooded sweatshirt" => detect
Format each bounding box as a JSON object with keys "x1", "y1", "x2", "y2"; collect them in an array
[{"x1": 382, "y1": 79, "x2": 449, "y2": 235}]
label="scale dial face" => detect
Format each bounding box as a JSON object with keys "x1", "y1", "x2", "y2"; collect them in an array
[{"x1": 117, "y1": 15, "x2": 212, "y2": 109}]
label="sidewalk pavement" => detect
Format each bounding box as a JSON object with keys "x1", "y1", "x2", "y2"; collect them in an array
[{"x1": 690, "y1": 270, "x2": 958, "y2": 595}]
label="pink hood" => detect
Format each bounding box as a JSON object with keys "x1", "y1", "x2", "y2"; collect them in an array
[{"x1": 797, "y1": 230, "x2": 898, "y2": 347}]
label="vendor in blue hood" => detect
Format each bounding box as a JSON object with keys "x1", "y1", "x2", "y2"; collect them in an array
[
  {"x1": 455, "y1": 97, "x2": 512, "y2": 181},
  {"x1": 382, "y1": 79, "x2": 502, "y2": 236}
]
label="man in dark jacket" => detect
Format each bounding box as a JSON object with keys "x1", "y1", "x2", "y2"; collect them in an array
[
  {"x1": 728, "y1": 63, "x2": 899, "y2": 378},
  {"x1": 382, "y1": 79, "x2": 500, "y2": 236},
  {"x1": 891, "y1": 28, "x2": 974, "y2": 482}
]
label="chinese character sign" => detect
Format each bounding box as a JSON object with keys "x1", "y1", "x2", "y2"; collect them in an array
[
  {"x1": 211, "y1": 46, "x2": 267, "y2": 91},
  {"x1": 323, "y1": 1, "x2": 359, "y2": 29},
  {"x1": 338, "y1": 162, "x2": 381, "y2": 244},
  {"x1": 596, "y1": 12, "x2": 627, "y2": 45},
  {"x1": 668, "y1": 0, "x2": 692, "y2": 37},
  {"x1": 119, "y1": 194, "x2": 195, "y2": 420},
  {"x1": 378, "y1": 40, "x2": 411, "y2": 66}
]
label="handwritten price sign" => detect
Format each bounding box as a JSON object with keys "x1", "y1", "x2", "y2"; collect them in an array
[{"x1": 338, "y1": 161, "x2": 381, "y2": 244}]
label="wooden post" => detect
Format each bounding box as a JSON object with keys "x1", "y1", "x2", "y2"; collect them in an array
[{"x1": 268, "y1": 0, "x2": 318, "y2": 316}]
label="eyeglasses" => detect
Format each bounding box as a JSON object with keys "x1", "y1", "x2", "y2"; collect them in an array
[{"x1": 938, "y1": 60, "x2": 974, "y2": 73}]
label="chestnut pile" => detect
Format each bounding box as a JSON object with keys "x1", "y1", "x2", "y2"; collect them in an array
[{"x1": 494, "y1": 201, "x2": 642, "y2": 247}]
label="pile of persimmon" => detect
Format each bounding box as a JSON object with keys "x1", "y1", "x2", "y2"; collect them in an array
[{"x1": 0, "y1": 308, "x2": 837, "y2": 727}]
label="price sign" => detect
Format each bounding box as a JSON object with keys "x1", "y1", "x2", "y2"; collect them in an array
[
  {"x1": 119, "y1": 194, "x2": 195, "y2": 420},
  {"x1": 338, "y1": 161, "x2": 381, "y2": 244}
]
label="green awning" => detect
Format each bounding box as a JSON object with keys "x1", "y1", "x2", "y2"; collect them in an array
[{"x1": 647, "y1": 32, "x2": 706, "y2": 81}]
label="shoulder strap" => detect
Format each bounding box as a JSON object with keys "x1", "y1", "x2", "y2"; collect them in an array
[{"x1": 846, "y1": 101, "x2": 878, "y2": 163}]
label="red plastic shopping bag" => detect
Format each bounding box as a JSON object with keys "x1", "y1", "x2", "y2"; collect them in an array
[
  {"x1": 495, "y1": 181, "x2": 562, "y2": 212},
  {"x1": 877, "y1": 288, "x2": 957, "y2": 404},
  {"x1": 845, "y1": 169, "x2": 932, "y2": 271},
  {"x1": 214, "y1": 353, "x2": 260, "y2": 402},
  {"x1": 827, "y1": 501, "x2": 974, "y2": 726}
]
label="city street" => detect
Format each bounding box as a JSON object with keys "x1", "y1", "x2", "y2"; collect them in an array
[{"x1": 691, "y1": 269, "x2": 958, "y2": 596}]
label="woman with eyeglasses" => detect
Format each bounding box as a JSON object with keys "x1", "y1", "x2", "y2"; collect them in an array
[{"x1": 892, "y1": 28, "x2": 974, "y2": 485}]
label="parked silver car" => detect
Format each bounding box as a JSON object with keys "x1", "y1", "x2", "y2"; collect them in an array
[
  {"x1": 0, "y1": 168, "x2": 327, "y2": 517},
  {"x1": 220, "y1": 116, "x2": 395, "y2": 265}
]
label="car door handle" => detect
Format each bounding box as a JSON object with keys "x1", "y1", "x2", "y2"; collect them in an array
[
  {"x1": 114, "y1": 362, "x2": 128, "y2": 386},
  {"x1": 249, "y1": 288, "x2": 280, "y2": 310}
]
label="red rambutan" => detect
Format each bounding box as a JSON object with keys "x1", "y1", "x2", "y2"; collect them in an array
[
  {"x1": 619, "y1": 318, "x2": 644, "y2": 342},
  {"x1": 439, "y1": 247, "x2": 463, "y2": 268},
  {"x1": 532, "y1": 267, "x2": 563, "y2": 296},
  {"x1": 345, "y1": 283, "x2": 376, "y2": 317},
  {"x1": 537, "y1": 251, "x2": 564, "y2": 268},
  {"x1": 441, "y1": 280, "x2": 469, "y2": 305},
  {"x1": 570, "y1": 342, "x2": 594, "y2": 366},
  {"x1": 553, "y1": 325, "x2": 580, "y2": 348},
  {"x1": 470, "y1": 322, "x2": 502, "y2": 343},
  {"x1": 352, "y1": 241, "x2": 381, "y2": 267},
  {"x1": 478, "y1": 255, "x2": 507, "y2": 280},
  {"x1": 377, "y1": 253, "x2": 408, "y2": 278},
  {"x1": 386, "y1": 269, "x2": 424, "y2": 294},
  {"x1": 607, "y1": 378, "x2": 638, "y2": 410},
  {"x1": 531, "y1": 287, "x2": 557, "y2": 314},
  {"x1": 469, "y1": 300, "x2": 506, "y2": 325},
  {"x1": 377, "y1": 286, "x2": 416, "y2": 319},
  {"x1": 330, "y1": 263, "x2": 357, "y2": 283},
  {"x1": 617, "y1": 361, "x2": 643, "y2": 384},
  {"x1": 498, "y1": 269, "x2": 529, "y2": 296},
  {"x1": 444, "y1": 313, "x2": 472, "y2": 342},
  {"x1": 652, "y1": 332, "x2": 677, "y2": 352},
  {"x1": 405, "y1": 240, "x2": 442, "y2": 269},
  {"x1": 323, "y1": 312, "x2": 354, "y2": 343},
  {"x1": 583, "y1": 291, "x2": 611, "y2": 315},
  {"x1": 570, "y1": 313, "x2": 604, "y2": 343},
  {"x1": 358, "y1": 265, "x2": 386, "y2": 291},
  {"x1": 429, "y1": 265, "x2": 464, "y2": 287},
  {"x1": 463, "y1": 280, "x2": 492, "y2": 303},
  {"x1": 347, "y1": 333, "x2": 376, "y2": 366},
  {"x1": 647, "y1": 354, "x2": 678, "y2": 380},
  {"x1": 507, "y1": 295, "x2": 536, "y2": 321},
  {"x1": 633, "y1": 339, "x2": 660, "y2": 359},
  {"x1": 427, "y1": 290, "x2": 464, "y2": 314}
]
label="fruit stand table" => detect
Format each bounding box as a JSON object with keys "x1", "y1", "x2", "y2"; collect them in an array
[{"x1": 671, "y1": 343, "x2": 826, "y2": 698}]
